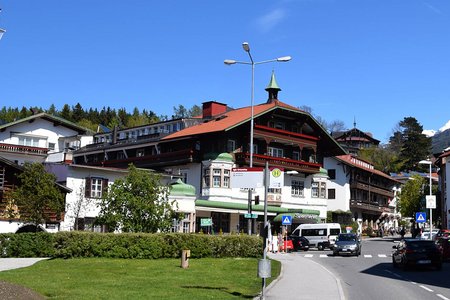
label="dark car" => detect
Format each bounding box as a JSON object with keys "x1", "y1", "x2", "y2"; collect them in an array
[
  {"x1": 392, "y1": 239, "x2": 442, "y2": 270},
  {"x1": 289, "y1": 235, "x2": 310, "y2": 251},
  {"x1": 332, "y1": 233, "x2": 361, "y2": 256},
  {"x1": 436, "y1": 237, "x2": 450, "y2": 261}
]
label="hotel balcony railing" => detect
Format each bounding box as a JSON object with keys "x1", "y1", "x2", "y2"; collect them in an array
[
  {"x1": 350, "y1": 181, "x2": 394, "y2": 198},
  {"x1": 98, "y1": 149, "x2": 200, "y2": 168},
  {"x1": 350, "y1": 199, "x2": 393, "y2": 214},
  {"x1": 0, "y1": 143, "x2": 48, "y2": 156},
  {"x1": 234, "y1": 152, "x2": 321, "y2": 174}
]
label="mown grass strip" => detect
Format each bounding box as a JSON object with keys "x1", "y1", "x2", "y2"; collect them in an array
[{"x1": 0, "y1": 258, "x2": 281, "y2": 299}]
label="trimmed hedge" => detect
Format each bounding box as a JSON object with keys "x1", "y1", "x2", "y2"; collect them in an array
[{"x1": 0, "y1": 232, "x2": 262, "y2": 259}]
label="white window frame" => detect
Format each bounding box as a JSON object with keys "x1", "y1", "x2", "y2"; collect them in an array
[
  {"x1": 291, "y1": 180, "x2": 304, "y2": 197},
  {"x1": 268, "y1": 147, "x2": 283, "y2": 158},
  {"x1": 90, "y1": 178, "x2": 103, "y2": 198}
]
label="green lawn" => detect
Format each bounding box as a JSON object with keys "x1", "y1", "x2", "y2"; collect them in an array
[{"x1": 0, "y1": 258, "x2": 281, "y2": 299}]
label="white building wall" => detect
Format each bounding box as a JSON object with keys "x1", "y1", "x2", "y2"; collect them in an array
[{"x1": 324, "y1": 157, "x2": 351, "y2": 212}]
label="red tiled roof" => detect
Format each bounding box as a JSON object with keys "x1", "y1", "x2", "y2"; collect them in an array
[
  {"x1": 162, "y1": 100, "x2": 303, "y2": 140},
  {"x1": 335, "y1": 154, "x2": 397, "y2": 181}
]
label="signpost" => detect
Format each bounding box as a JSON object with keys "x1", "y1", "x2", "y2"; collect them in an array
[{"x1": 415, "y1": 212, "x2": 426, "y2": 224}]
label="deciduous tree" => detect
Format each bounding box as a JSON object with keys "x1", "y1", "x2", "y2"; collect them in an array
[{"x1": 96, "y1": 164, "x2": 176, "y2": 233}]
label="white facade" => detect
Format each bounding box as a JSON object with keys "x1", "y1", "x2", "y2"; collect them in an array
[
  {"x1": 323, "y1": 157, "x2": 351, "y2": 212},
  {"x1": 0, "y1": 114, "x2": 93, "y2": 165}
]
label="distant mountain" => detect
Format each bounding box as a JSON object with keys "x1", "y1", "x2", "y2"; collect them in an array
[{"x1": 432, "y1": 128, "x2": 450, "y2": 154}]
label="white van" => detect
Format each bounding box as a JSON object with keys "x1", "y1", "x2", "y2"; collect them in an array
[{"x1": 292, "y1": 223, "x2": 341, "y2": 250}]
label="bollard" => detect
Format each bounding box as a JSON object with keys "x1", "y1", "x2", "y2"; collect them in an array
[{"x1": 181, "y1": 249, "x2": 190, "y2": 269}]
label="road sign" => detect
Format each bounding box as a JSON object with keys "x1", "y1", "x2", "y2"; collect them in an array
[
  {"x1": 231, "y1": 168, "x2": 264, "y2": 188},
  {"x1": 415, "y1": 212, "x2": 427, "y2": 223},
  {"x1": 281, "y1": 215, "x2": 292, "y2": 225},
  {"x1": 426, "y1": 195, "x2": 436, "y2": 209},
  {"x1": 244, "y1": 213, "x2": 258, "y2": 219},
  {"x1": 200, "y1": 218, "x2": 212, "y2": 227},
  {"x1": 269, "y1": 167, "x2": 284, "y2": 188}
]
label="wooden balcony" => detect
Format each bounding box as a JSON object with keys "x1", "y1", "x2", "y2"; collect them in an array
[
  {"x1": 235, "y1": 152, "x2": 322, "y2": 174},
  {"x1": 253, "y1": 125, "x2": 319, "y2": 148},
  {"x1": 99, "y1": 149, "x2": 200, "y2": 168},
  {"x1": 0, "y1": 143, "x2": 48, "y2": 156},
  {"x1": 350, "y1": 182, "x2": 394, "y2": 198},
  {"x1": 350, "y1": 199, "x2": 393, "y2": 214}
]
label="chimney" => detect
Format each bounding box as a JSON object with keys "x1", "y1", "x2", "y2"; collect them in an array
[
  {"x1": 112, "y1": 125, "x2": 118, "y2": 145},
  {"x1": 202, "y1": 101, "x2": 227, "y2": 119}
]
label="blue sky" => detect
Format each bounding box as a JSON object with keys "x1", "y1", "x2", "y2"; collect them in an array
[{"x1": 1, "y1": 0, "x2": 450, "y2": 143}]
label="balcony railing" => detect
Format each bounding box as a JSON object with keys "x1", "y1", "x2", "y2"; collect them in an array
[
  {"x1": 350, "y1": 199, "x2": 393, "y2": 214},
  {"x1": 234, "y1": 152, "x2": 322, "y2": 174},
  {"x1": 0, "y1": 143, "x2": 48, "y2": 156},
  {"x1": 350, "y1": 182, "x2": 394, "y2": 198}
]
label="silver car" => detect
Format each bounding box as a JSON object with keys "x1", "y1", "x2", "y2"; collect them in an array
[{"x1": 332, "y1": 233, "x2": 361, "y2": 256}]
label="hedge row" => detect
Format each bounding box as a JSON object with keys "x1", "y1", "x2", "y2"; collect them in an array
[{"x1": 0, "y1": 232, "x2": 263, "y2": 259}]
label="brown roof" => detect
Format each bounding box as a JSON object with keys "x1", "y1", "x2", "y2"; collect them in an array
[
  {"x1": 162, "y1": 100, "x2": 303, "y2": 140},
  {"x1": 335, "y1": 154, "x2": 398, "y2": 182}
]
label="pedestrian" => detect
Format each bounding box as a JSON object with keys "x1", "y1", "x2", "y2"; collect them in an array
[
  {"x1": 277, "y1": 232, "x2": 283, "y2": 253},
  {"x1": 400, "y1": 227, "x2": 405, "y2": 239}
]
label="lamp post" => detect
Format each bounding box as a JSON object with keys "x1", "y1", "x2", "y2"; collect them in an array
[
  {"x1": 419, "y1": 159, "x2": 433, "y2": 239},
  {"x1": 225, "y1": 42, "x2": 291, "y2": 235}
]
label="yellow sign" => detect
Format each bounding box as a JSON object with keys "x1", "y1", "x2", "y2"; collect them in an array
[{"x1": 271, "y1": 168, "x2": 282, "y2": 178}]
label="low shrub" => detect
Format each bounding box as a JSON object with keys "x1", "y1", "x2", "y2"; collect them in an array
[{"x1": 0, "y1": 232, "x2": 262, "y2": 259}]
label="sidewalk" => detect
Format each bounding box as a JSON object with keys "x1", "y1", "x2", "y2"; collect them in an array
[
  {"x1": 0, "y1": 258, "x2": 48, "y2": 272},
  {"x1": 262, "y1": 252, "x2": 345, "y2": 300}
]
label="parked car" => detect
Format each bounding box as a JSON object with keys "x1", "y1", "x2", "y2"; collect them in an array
[
  {"x1": 290, "y1": 235, "x2": 310, "y2": 251},
  {"x1": 436, "y1": 237, "x2": 450, "y2": 261},
  {"x1": 281, "y1": 237, "x2": 294, "y2": 252},
  {"x1": 392, "y1": 238, "x2": 442, "y2": 270},
  {"x1": 332, "y1": 233, "x2": 361, "y2": 256},
  {"x1": 420, "y1": 229, "x2": 440, "y2": 241},
  {"x1": 437, "y1": 229, "x2": 450, "y2": 238}
]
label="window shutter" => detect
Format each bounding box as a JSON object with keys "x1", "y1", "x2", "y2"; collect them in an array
[
  {"x1": 102, "y1": 178, "x2": 109, "y2": 196},
  {"x1": 85, "y1": 177, "x2": 91, "y2": 197}
]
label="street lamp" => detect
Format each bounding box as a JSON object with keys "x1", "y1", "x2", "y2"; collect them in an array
[
  {"x1": 419, "y1": 159, "x2": 433, "y2": 240},
  {"x1": 224, "y1": 42, "x2": 291, "y2": 168},
  {"x1": 225, "y1": 42, "x2": 291, "y2": 237}
]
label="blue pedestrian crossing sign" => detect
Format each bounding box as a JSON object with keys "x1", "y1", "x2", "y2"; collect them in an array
[
  {"x1": 281, "y1": 215, "x2": 292, "y2": 225},
  {"x1": 415, "y1": 212, "x2": 427, "y2": 223}
]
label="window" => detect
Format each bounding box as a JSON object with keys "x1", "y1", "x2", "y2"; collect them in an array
[
  {"x1": 292, "y1": 151, "x2": 300, "y2": 161},
  {"x1": 213, "y1": 169, "x2": 221, "y2": 187},
  {"x1": 223, "y1": 169, "x2": 230, "y2": 188},
  {"x1": 85, "y1": 177, "x2": 108, "y2": 198},
  {"x1": 320, "y1": 182, "x2": 326, "y2": 198},
  {"x1": 136, "y1": 149, "x2": 145, "y2": 157},
  {"x1": 328, "y1": 188, "x2": 336, "y2": 199},
  {"x1": 328, "y1": 169, "x2": 336, "y2": 180},
  {"x1": 48, "y1": 143, "x2": 55, "y2": 150},
  {"x1": 268, "y1": 147, "x2": 283, "y2": 158},
  {"x1": 203, "y1": 169, "x2": 211, "y2": 187},
  {"x1": 117, "y1": 152, "x2": 126, "y2": 160},
  {"x1": 311, "y1": 182, "x2": 319, "y2": 198},
  {"x1": 227, "y1": 139, "x2": 236, "y2": 152},
  {"x1": 291, "y1": 180, "x2": 304, "y2": 197},
  {"x1": 269, "y1": 121, "x2": 285, "y2": 130},
  {"x1": 18, "y1": 136, "x2": 39, "y2": 147}
]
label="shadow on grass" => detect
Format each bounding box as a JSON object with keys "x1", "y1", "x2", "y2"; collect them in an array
[{"x1": 181, "y1": 285, "x2": 256, "y2": 298}]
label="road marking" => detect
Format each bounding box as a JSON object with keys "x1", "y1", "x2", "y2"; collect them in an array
[
  {"x1": 419, "y1": 285, "x2": 434, "y2": 292},
  {"x1": 364, "y1": 254, "x2": 372, "y2": 258},
  {"x1": 304, "y1": 254, "x2": 314, "y2": 258},
  {"x1": 437, "y1": 294, "x2": 450, "y2": 300},
  {"x1": 378, "y1": 254, "x2": 387, "y2": 258},
  {"x1": 320, "y1": 254, "x2": 328, "y2": 258}
]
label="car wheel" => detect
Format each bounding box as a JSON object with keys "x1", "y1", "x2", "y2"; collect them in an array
[
  {"x1": 392, "y1": 257, "x2": 398, "y2": 268},
  {"x1": 318, "y1": 244, "x2": 324, "y2": 251}
]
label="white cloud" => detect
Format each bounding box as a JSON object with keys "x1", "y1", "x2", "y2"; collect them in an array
[{"x1": 255, "y1": 9, "x2": 286, "y2": 33}]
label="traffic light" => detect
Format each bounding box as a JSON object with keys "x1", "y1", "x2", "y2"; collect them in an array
[{"x1": 255, "y1": 195, "x2": 260, "y2": 205}]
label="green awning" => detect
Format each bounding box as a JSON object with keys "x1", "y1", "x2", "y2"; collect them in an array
[{"x1": 273, "y1": 212, "x2": 321, "y2": 224}]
